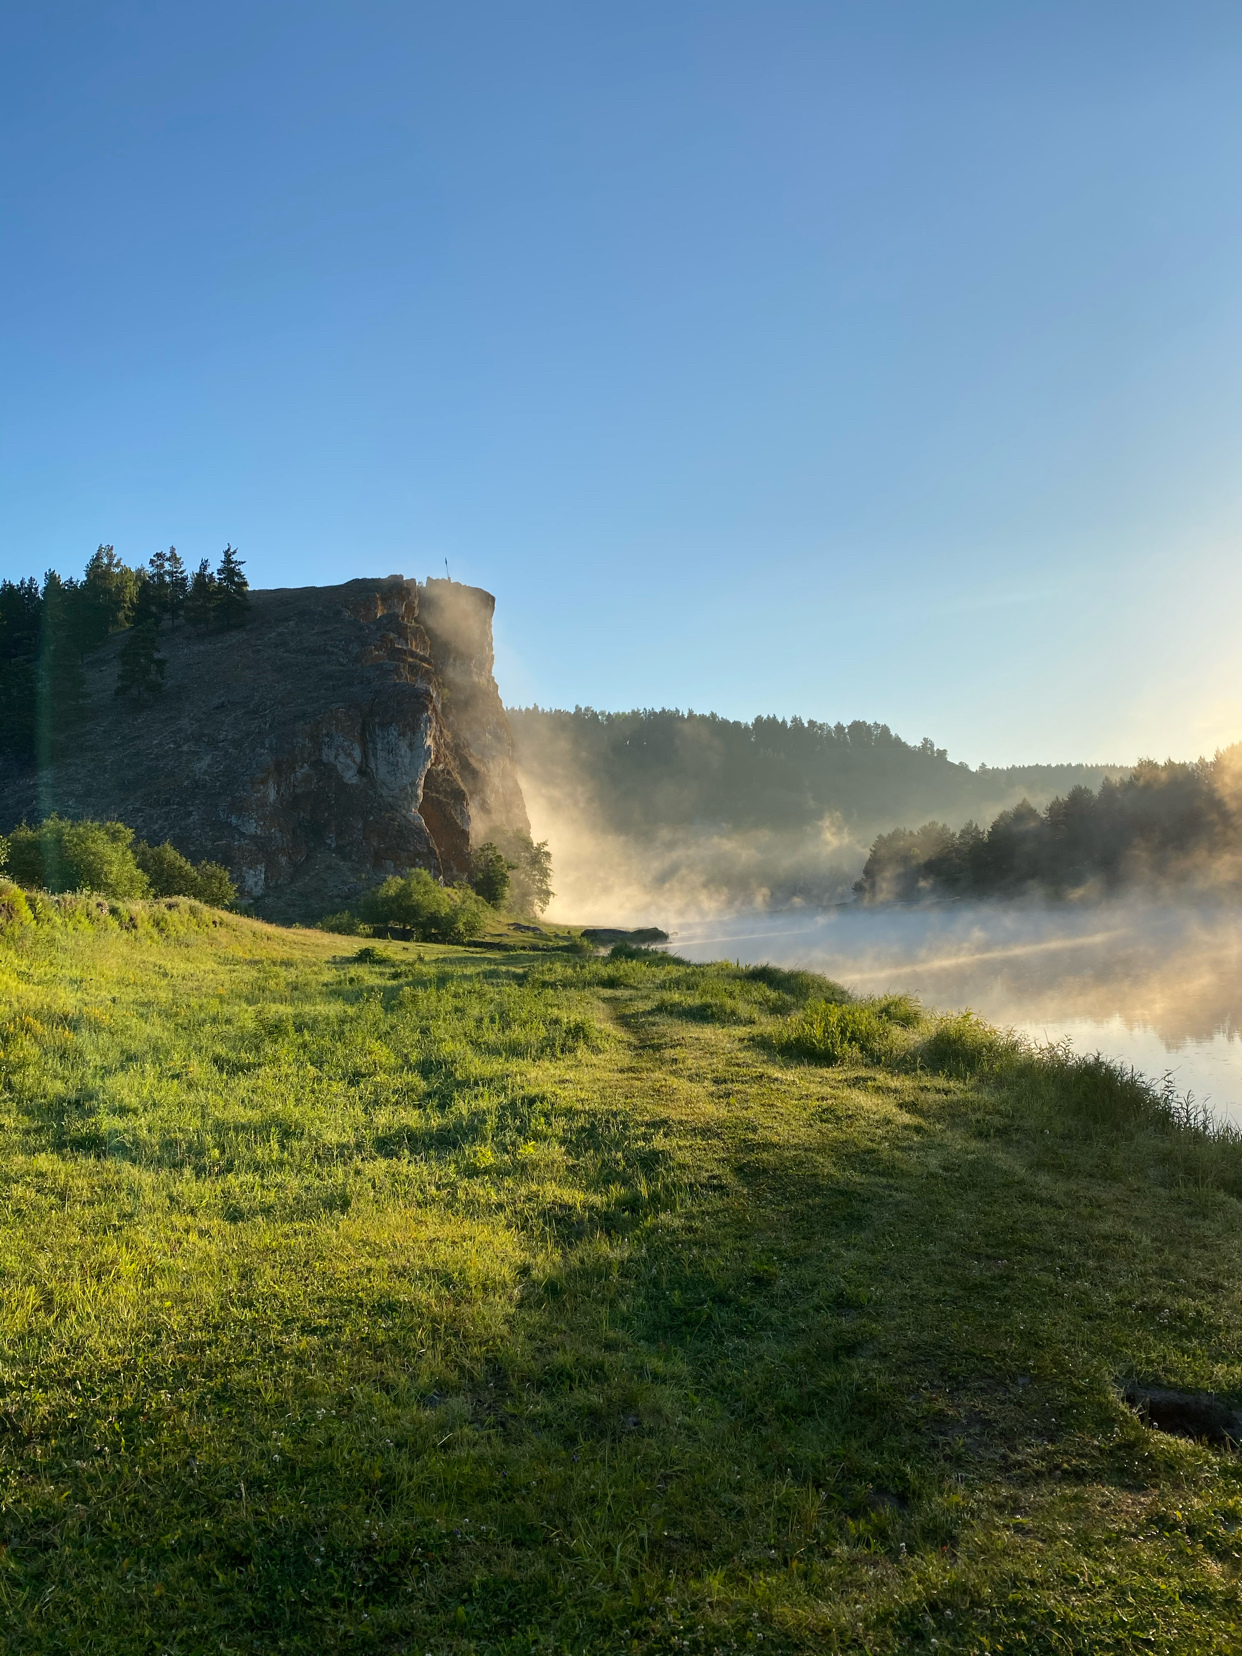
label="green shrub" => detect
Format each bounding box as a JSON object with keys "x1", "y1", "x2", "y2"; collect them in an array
[
  {"x1": 493, "y1": 830, "x2": 554, "y2": 914},
  {"x1": 772, "y1": 997, "x2": 911, "y2": 1065},
  {"x1": 133, "y1": 839, "x2": 197, "y2": 899},
  {"x1": 133, "y1": 839, "x2": 236, "y2": 906},
  {"x1": 4, "y1": 815, "x2": 149, "y2": 898},
  {"x1": 468, "y1": 842, "x2": 512, "y2": 908},
  {"x1": 3, "y1": 817, "x2": 234, "y2": 907},
  {"x1": 742, "y1": 963, "x2": 850, "y2": 1005},
  {"x1": 318, "y1": 910, "x2": 365, "y2": 936},
  {"x1": 358, "y1": 869, "x2": 489, "y2": 943},
  {"x1": 917, "y1": 1010, "x2": 1009, "y2": 1076},
  {"x1": 872, "y1": 992, "x2": 923, "y2": 1029},
  {"x1": 190, "y1": 861, "x2": 236, "y2": 907},
  {"x1": 0, "y1": 881, "x2": 32, "y2": 928}
]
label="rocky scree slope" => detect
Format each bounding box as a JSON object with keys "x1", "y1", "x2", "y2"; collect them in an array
[{"x1": 0, "y1": 575, "x2": 529, "y2": 921}]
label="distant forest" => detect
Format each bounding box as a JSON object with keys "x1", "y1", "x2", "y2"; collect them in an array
[
  {"x1": 508, "y1": 706, "x2": 1124, "y2": 840},
  {"x1": 855, "y1": 748, "x2": 1242, "y2": 903},
  {"x1": 508, "y1": 706, "x2": 1131, "y2": 912}
]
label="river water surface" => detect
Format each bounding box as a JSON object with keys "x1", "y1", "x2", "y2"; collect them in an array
[{"x1": 668, "y1": 901, "x2": 1242, "y2": 1127}]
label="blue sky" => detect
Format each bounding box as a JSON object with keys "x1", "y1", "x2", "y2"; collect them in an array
[{"x1": 3, "y1": 2, "x2": 1241, "y2": 765}]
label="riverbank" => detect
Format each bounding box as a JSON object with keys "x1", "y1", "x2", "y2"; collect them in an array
[
  {"x1": 1, "y1": 908, "x2": 1240, "y2": 1651},
  {"x1": 670, "y1": 898, "x2": 1242, "y2": 1127}
]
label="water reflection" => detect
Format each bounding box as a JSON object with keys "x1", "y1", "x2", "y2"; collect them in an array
[{"x1": 669, "y1": 901, "x2": 1242, "y2": 1125}]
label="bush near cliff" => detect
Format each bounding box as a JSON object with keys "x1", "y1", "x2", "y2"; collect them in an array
[
  {"x1": 467, "y1": 840, "x2": 512, "y2": 908},
  {"x1": 464, "y1": 836, "x2": 556, "y2": 915},
  {"x1": 1, "y1": 814, "x2": 236, "y2": 906},
  {"x1": 323, "y1": 833, "x2": 554, "y2": 942},
  {"x1": 357, "y1": 867, "x2": 489, "y2": 942},
  {"x1": 132, "y1": 837, "x2": 236, "y2": 906},
  {"x1": 486, "y1": 829, "x2": 554, "y2": 915}
]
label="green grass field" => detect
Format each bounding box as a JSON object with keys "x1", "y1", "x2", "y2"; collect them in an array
[{"x1": 2, "y1": 901, "x2": 1241, "y2": 1653}]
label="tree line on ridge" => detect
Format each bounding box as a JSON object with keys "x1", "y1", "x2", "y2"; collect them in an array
[
  {"x1": 508, "y1": 705, "x2": 1126, "y2": 842},
  {"x1": 0, "y1": 544, "x2": 249, "y2": 763}
]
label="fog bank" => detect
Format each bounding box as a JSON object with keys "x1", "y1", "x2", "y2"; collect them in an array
[{"x1": 513, "y1": 706, "x2": 1125, "y2": 924}]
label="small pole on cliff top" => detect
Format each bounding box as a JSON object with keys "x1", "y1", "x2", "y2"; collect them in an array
[{"x1": 444, "y1": 557, "x2": 450, "y2": 580}]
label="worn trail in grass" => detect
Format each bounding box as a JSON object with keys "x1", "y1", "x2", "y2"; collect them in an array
[{"x1": 1, "y1": 906, "x2": 1240, "y2": 1653}]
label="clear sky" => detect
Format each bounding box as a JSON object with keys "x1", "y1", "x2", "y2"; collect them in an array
[{"x1": 3, "y1": 2, "x2": 1240, "y2": 766}]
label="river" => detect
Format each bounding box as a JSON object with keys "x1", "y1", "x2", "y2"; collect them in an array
[{"x1": 667, "y1": 900, "x2": 1242, "y2": 1128}]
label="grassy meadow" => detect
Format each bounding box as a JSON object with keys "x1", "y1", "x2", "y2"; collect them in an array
[{"x1": 1, "y1": 901, "x2": 1241, "y2": 1652}]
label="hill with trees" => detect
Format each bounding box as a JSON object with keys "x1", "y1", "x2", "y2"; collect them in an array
[
  {"x1": 0, "y1": 544, "x2": 248, "y2": 759},
  {"x1": 509, "y1": 706, "x2": 1128, "y2": 912},
  {"x1": 855, "y1": 746, "x2": 1242, "y2": 902}
]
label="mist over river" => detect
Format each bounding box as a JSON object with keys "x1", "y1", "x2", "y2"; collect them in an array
[{"x1": 668, "y1": 901, "x2": 1242, "y2": 1127}]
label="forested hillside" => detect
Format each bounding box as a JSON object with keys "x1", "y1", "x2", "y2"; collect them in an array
[
  {"x1": 509, "y1": 706, "x2": 1125, "y2": 914},
  {"x1": 0, "y1": 544, "x2": 246, "y2": 765},
  {"x1": 510, "y1": 707, "x2": 1120, "y2": 835},
  {"x1": 857, "y1": 747, "x2": 1242, "y2": 903}
]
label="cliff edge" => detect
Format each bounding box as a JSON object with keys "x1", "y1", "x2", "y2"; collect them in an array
[{"x1": 0, "y1": 575, "x2": 530, "y2": 921}]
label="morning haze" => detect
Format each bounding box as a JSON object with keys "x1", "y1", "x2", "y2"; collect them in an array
[{"x1": 1, "y1": 5, "x2": 1241, "y2": 1652}]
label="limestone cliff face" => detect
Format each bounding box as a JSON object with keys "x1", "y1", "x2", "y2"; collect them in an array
[{"x1": 0, "y1": 575, "x2": 530, "y2": 921}]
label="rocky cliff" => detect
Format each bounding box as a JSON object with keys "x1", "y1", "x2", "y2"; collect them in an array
[{"x1": 0, "y1": 575, "x2": 530, "y2": 921}]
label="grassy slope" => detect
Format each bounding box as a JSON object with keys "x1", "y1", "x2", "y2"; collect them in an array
[{"x1": 0, "y1": 907, "x2": 1240, "y2": 1654}]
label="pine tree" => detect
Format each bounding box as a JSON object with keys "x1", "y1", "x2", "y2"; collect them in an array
[
  {"x1": 147, "y1": 550, "x2": 171, "y2": 626},
  {"x1": 79, "y1": 545, "x2": 138, "y2": 653},
  {"x1": 0, "y1": 576, "x2": 42, "y2": 759},
  {"x1": 147, "y1": 547, "x2": 188, "y2": 628},
  {"x1": 185, "y1": 560, "x2": 216, "y2": 632},
  {"x1": 213, "y1": 544, "x2": 249, "y2": 631},
  {"x1": 0, "y1": 654, "x2": 38, "y2": 760},
  {"x1": 0, "y1": 575, "x2": 43, "y2": 662},
  {"x1": 37, "y1": 572, "x2": 87, "y2": 749},
  {"x1": 114, "y1": 579, "x2": 166, "y2": 700},
  {"x1": 165, "y1": 547, "x2": 188, "y2": 627}
]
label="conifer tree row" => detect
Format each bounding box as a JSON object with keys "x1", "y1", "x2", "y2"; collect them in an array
[
  {"x1": 0, "y1": 542, "x2": 251, "y2": 754},
  {"x1": 214, "y1": 544, "x2": 249, "y2": 630}
]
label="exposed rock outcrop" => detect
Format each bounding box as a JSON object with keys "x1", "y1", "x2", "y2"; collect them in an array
[{"x1": 0, "y1": 575, "x2": 529, "y2": 921}]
